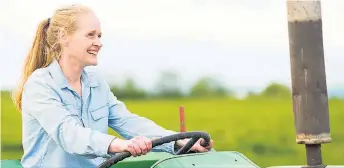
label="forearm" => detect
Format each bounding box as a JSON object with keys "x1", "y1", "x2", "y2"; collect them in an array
[
  {"x1": 107, "y1": 86, "x2": 179, "y2": 154},
  {"x1": 109, "y1": 110, "x2": 178, "y2": 154}
]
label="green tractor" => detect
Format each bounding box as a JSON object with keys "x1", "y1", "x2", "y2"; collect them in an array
[
  {"x1": 1, "y1": 0, "x2": 344, "y2": 168},
  {"x1": 1, "y1": 131, "x2": 262, "y2": 168}
]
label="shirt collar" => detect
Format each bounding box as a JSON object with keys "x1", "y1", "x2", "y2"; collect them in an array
[{"x1": 47, "y1": 59, "x2": 99, "y2": 89}]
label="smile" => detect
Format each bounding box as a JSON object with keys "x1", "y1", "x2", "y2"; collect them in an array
[{"x1": 87, "y1": 50, "x2": 98, "y2": 55}]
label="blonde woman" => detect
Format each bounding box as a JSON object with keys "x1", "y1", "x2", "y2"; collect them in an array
[{"x1": 12, "y1": 4, "x2": 213, "y2": 168}]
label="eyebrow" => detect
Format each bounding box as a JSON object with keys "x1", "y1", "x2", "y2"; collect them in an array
[{"x1": 88, "y1": 30, "x2": 102, "y2": 35}]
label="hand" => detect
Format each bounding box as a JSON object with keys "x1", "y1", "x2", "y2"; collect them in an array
[
  {"x1": 109, "y1": 136, "x2": 152, "y2": 157},
  {"x1": 176, "y1": 138, "x2": 214, "y2": 153}
]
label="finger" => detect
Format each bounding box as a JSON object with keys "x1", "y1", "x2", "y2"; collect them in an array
[
  {"x1": 196, "y1": 146, "x2": 209, "y2": 153},
  {"x1": 138, "y1": 136, "x2": 151, "y2": 154},
  {"x1": 136, "y1": 137, "x2": 148, "y2": 155},
  {"x1": 207, "y1": 140, "x2": 214, "y2": 149},
  {"x1": 132, "y1": 140, "x2": 143, "y2": 156},
  {"x1": 133, "y1": 144, "x2": 142, "y2": 156},
  {"x1": 134, "y1": 137, "x2": 145, "y2": 154},
  {"x1": 200, "y1": 139, "x2": 213, "y2": 150},
  {"x1": 193, "y1": 138, "x2": 204, "y2": 150},
  {"x1": 127, "y1": 144, "x2": 137, "y2": 157},
  {"x1": 195, "y1": 139, "x2": 211, "y2": 152},
  {"x1": 206, "y1": 140, "x2": 214, "y2": 149},
  {"x1": 199, "y1": 138, "x2": 209, "y2": 147},
  {"x1": 190, "y1": 140, "x2": 202, "y2": 152},
  {"x1": 142, "y1": 137, "x2": 152, "y2": 154}
]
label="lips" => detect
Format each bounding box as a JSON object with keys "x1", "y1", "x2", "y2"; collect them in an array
[
  {"x1": 87, "y1": 48, "x2": 100, "y2": 56},
  {"x1": 87, "y1": 50, "x2": 98, "y2": 55},
  {"x1": 87, "y1": 46, "x2": 100, "y2": 56}
]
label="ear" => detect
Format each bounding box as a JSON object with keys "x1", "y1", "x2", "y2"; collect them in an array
[{"x1": 58, "y1": 28, "x2": 69, "y2": 47}]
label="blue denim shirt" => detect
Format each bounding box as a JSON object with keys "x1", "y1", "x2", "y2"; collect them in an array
[{"x1": 20, "y1": 60, "x2": 178, "y2": 168}]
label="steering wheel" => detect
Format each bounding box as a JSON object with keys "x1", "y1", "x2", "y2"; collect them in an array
[{"x1": 97, "y1": 131, "x2": 211, "y2": 168}]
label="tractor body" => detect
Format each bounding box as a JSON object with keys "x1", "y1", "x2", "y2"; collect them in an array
[{"x1": 1, "y1": 151, "x2": 261, "y2": 168}]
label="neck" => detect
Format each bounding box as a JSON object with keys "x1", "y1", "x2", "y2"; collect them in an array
[{"x1": 58, "y1": 55, "x2": 84, "y2": 85}]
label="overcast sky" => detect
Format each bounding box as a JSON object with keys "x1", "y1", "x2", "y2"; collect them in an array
[{"x1": 1, "y1": 0, "x2": 343, "y2": 95}]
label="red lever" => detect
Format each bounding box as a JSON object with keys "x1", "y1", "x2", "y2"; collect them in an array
[{"x1": 179, "y1": 106, "x2": 186, "y2": 132}]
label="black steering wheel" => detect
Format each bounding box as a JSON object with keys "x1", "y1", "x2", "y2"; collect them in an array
[{"x1": 97, "y1": 131, "x2": 211, "y2": 168}]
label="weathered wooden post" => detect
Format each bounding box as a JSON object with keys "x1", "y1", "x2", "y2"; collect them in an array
[{"x1": 286, "y1": 0, "x2": 331, "y2": 167}]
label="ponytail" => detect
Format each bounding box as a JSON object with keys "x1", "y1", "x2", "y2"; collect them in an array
[{"x1": 12, "y1": 18, "x2": 52, "y2": 112}]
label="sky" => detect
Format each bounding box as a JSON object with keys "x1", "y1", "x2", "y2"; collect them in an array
[{"x1": 1, "y1": 0, "x2": 343, "y2": 96}]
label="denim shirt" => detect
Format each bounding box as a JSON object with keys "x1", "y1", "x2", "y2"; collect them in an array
[{"x1": 20, "y1": 60, "x2": 178, "y2": 168}]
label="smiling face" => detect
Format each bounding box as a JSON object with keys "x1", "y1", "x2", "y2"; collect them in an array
[{"x1": 60, "y1": 12, "x2": 103, "y2": 67}]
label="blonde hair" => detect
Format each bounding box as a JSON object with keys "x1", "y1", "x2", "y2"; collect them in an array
[{"x1": 12, "y1": 4, "x2": 92, "y2": 111}]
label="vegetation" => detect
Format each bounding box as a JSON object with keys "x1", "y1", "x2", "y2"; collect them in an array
[
  {"x1": 1, "y1": 77, "x2": 343, "y2": 167},
  {"x1": 107, "y1": 72, "x2": 280, "y2": 100}
]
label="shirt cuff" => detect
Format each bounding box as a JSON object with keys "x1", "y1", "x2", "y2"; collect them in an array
[
  {"x1": 95, "y1": 133, "x2": 117, "y2": 158},
  {"x1": 171, "y1": 141, "x2": 178, "y2": 155}
]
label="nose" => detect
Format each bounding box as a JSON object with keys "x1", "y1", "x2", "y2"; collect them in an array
[{"x1": 93, "y1": 37, "x2": 102, "y2": 48}]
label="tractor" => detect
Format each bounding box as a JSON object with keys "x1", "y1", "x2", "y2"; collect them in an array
[{"x1": 1, "y1": 0, "x2": 343, "y2": 168}]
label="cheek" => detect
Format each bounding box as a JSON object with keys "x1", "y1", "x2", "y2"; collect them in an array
[
  {"x1": 71, "y1": 39, "x2": 88, "y2": 54},
  {"x1": 67, "y1": 36, "x2": 93, "y2": 58}
]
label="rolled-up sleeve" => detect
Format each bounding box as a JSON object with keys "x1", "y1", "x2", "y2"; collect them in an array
[
  {"x1": 106, "y1": 87, "x2": 179, "y2": 155},
  {"x1": 21, "y1": 76, "x2": 116, "y2": 158}
]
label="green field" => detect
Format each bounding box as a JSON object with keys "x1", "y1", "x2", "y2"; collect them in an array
[{"x1": 1, "y1": 91, "x2": 344, "y2": 167}]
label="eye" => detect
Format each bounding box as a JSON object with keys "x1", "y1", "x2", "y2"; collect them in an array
[
  {"x1": 88, "y1": 32, "x2": 95, "y2": 37},
  {"x1": 98, "y1": 34, "x2": 102, "y2": 38}
]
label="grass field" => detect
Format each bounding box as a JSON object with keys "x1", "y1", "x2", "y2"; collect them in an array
[{"x1": 1, "y1": 91, "x2": 344, "y2": 167}]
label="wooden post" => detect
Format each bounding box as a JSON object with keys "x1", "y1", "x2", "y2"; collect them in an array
[{"x1": 286, "y1": 0, "x2": 331, "y2": 167}]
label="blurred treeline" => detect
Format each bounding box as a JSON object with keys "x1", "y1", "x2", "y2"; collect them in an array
[{"x1": 109, "y1": 71, "x2": 292, "y2": 100}]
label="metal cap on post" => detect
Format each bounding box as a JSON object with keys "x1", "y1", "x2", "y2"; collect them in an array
[{"x1": 286, "y1": 0, "x2": 331, "y2": 167}]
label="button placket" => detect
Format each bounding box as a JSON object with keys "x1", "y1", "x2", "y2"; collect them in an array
[{"x1": 70, "y1": 90, "x2": 85, "y2": 127}]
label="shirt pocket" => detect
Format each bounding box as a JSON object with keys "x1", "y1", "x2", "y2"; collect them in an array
[
  {"x1": 89, "y1": 104, "x2": 109, "y2": 133},
  {"x1": 89, "y1": 104, "x2": 109, "y2": 120}
]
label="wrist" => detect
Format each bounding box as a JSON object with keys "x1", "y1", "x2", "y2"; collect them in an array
[
  {"x1": 109, "y1": 138, "x2": 127, "y2": 153},
  {"x1": 175, "y1": 139, "x2": 188, "y2": 148}
]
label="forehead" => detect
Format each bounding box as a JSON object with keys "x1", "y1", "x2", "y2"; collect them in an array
[{"x1": 75, "y1": 12, "x2": 101, "y2": 32}]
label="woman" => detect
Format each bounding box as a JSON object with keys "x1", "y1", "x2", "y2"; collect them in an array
[{"x1": 12, "y1": 4, "x2": 213, "y2": 168}]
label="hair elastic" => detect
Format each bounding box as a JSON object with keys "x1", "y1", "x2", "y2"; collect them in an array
[{"x1": 47, "y1": 18, "x2": 51, "y2": 26}]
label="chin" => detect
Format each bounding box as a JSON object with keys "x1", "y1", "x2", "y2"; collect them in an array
[
  {"x1": 85, "y1": 60, "x2": 98, "y2": 66},
  {"x1": 89, "y1": 56, "x2": 99, "y2": 65},
  {"x1": 89, "y1": 62, "x2": 98, "y2": 66}
]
